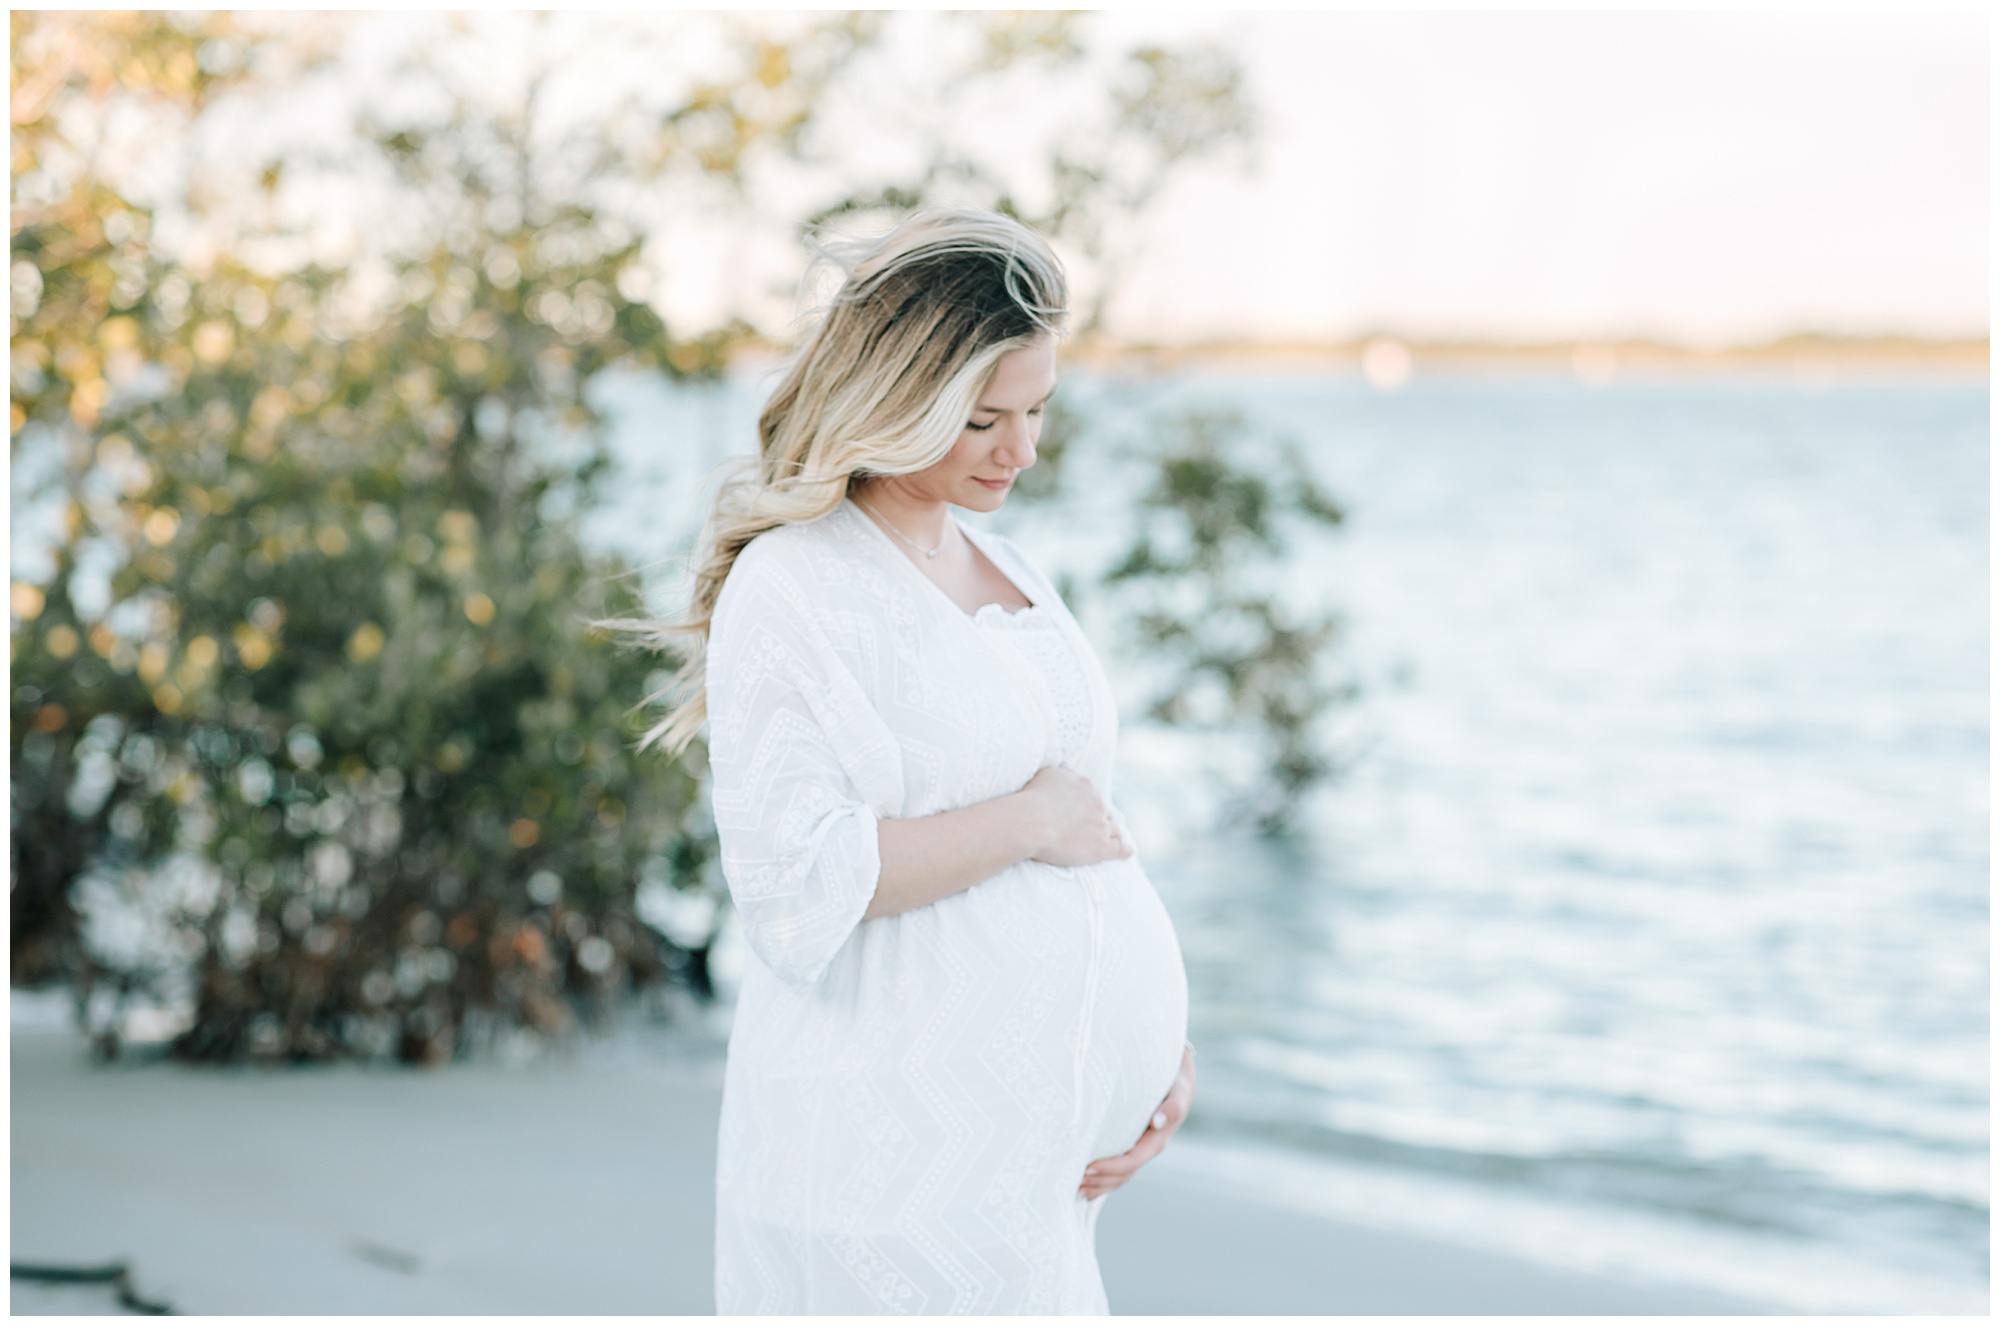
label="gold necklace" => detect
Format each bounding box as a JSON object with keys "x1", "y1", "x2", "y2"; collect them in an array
[{"x1": 855, "y1": 496, "x2": 950, "y2": 560}]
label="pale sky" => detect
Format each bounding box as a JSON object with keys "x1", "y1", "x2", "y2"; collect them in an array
[
  {"x1": 160, "y1": 10, "x2": 1988, "y2": 350},
  {"x1": 1097, "y1": 10, "x2": 1988, "y2": 346}
]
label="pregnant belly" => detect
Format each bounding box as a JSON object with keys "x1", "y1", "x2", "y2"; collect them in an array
[
  {"x1": 824, "y1": 854, "x2": 1189, "y2": 1163},
  {"x1": 1073, "y1": 854, "x2": 1190, "y2": 1161}
]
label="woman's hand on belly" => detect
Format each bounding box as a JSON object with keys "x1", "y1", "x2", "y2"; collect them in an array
[
  {"x1": 1077, "y1": 1042, "x2": 1196, "y2": 1201},
  {"x1": 1021, "y1": 765, "x2": 1133, "y2": 869}
]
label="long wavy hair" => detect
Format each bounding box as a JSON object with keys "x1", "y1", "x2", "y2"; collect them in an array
[{"x1": 620, "y1": 207, "x2": 1069, "y2": 758}]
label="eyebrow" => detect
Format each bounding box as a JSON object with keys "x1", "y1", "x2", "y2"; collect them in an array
[{"x1": 971, "y1": 387, "x2": 1057, "y2": 413}]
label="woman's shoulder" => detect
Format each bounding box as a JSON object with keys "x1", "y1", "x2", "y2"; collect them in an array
[
  {"x1": 726, "y1": 506, "x2": 852, "y2": 581},
  {"x1": 710, "y1": 508, "x2": 888, "y2": 693},
  {"x1": 714, "y1": 506, "x2": 868, "y2": 623}
]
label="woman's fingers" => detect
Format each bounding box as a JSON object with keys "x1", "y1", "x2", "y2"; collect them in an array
[
  {"x1": 1100, "y1": 806, "x2": 1132, "y2": 857},
  {"x1": 1077, "y1": 1046, "x2": 1200, "y2": 1198},
  {"x1": 1030, "y1": 769, "x2": 1140, "y2": 868},
  {"x1": 1076, "y1": 1119, "x2": 1172, "y2": 1195},
  {"x1": 1077, "y1": 1151, "x2": 1143, "y2": 1195},
  {"x1": 1077, "y1": 1145, "x2": 1158, "y2": 1197},
  {"x1": 1089, "y1": 1141, "x2": 1152, "y2": 1179},
  {"x1": 1080, "y1": 1150, "x2": 1148, "y2": 1197}
]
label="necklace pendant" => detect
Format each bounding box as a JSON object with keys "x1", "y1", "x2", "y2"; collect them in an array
[{"x1": 855, "y1": 496, "x2": 948, "y2": 559}]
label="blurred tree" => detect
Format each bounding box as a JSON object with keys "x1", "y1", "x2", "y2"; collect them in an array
[
  {"x1": 803, "y1": 15, "x2": 1255, "y2": 338},
  {"x1": 11, "y1": 12, "x2": 720, "y2": 1060},
  {"x1": 997, "y1": 388, "x2": 1355, "y2": 833},
  {"x1": 10, "y1": 12, "x2": 260, "y2": 999},
  {"x1": 10, "y1": 11, "x2": 1343, "y2": 1061},
  {"x1": 1100, "y1": 408, "x2": 1352, "y2": 833}
]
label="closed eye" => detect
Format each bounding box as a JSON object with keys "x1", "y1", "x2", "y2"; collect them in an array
[{"x1": 967, "y1": 396, "x2": 1050, "y2": 430}]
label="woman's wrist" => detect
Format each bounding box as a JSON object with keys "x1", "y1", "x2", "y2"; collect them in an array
[{"x1": 1001, "y1": 786, "x2": 1052, "y2": 864}]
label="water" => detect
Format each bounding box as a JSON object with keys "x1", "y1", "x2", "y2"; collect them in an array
[{"x1": 597, "y1": 366, "x2": 1988, "y2": 1313}]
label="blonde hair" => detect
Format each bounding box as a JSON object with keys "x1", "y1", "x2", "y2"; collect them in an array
[{"x1": 625, "y1": 207, "x2": 1068, "y2": 757}]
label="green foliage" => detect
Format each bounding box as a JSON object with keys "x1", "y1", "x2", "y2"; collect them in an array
[
  {"x1": 10, "y1": 11, "x2": 269, "y2": 994},
  {"x1": 10, "y1": 12, "x2": 720, "y2": 1060}
]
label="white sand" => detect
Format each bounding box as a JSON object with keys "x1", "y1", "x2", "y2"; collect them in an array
[{"x1": 10, "y1": 1027, "x2": 1764, "y2": 1315}]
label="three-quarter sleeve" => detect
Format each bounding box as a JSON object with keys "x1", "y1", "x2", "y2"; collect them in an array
[{"x1": 705, "y1": 543, "x2": 886, "y2": 988}]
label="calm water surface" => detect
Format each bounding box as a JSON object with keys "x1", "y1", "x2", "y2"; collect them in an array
[{"x1": 598, "y1": 370, "x2": 1988, "y2": 1312}]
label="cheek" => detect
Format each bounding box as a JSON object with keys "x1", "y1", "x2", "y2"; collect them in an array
[
  {"x1": 940, "y1": 433, "x2": 989, "y2": 474},
  {"x1": 909, "y1": 436, "x2": 982, "y2": 494}
]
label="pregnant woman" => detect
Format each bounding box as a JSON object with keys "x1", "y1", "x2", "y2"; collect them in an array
[{"x1": 643, "y1": 208, "x2": 1194, "y2": 1314}]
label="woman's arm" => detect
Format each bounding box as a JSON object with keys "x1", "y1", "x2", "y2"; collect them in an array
[{"x1": 864, "y1": 765, "x2": 1132, "y2": 920}]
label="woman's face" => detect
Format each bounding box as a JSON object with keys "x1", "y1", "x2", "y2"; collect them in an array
[{"x1": 890, "y1": 335, "x2": 1057, "y2": 512}]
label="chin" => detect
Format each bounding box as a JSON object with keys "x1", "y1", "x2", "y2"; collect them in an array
[{"x1": 958, "y1": 484, "x2": 1011, "y2": 511}]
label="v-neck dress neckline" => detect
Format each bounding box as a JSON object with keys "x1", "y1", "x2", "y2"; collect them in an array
[{"x1": 840, "y1": 495, "x2": 1044, "y2": 624}]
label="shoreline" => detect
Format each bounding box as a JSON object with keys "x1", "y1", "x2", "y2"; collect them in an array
[
  {"x1": 10, "y1": 1026, "x2": 1771, "y2": 1316},
  {"x1": 712, "y1": 334, "x2": 1991, "y2": 385},
  {"x1": 1069, "y1": 333, "x2": 1991, "y2": 376}
]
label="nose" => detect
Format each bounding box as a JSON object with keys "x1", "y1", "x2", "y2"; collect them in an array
[{"x1": 997, "y1": 415, "x2": 1038, "y2": 470}]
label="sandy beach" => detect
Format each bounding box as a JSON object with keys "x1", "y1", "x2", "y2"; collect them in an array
[{"x1": 9, "y1": 1025, "x2": 1766, "y2": 1316}]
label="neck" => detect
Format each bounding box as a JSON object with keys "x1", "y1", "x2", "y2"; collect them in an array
[{"x1": 853, "y1": 478, "x2": 952, "y2": 546}]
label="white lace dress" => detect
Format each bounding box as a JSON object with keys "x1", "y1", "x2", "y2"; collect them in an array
[{"x1": 705, "y1": 496, "x2": 1190, "y2": 1315}]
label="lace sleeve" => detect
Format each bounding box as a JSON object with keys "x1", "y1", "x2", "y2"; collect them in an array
[{"x1": 705, "y1": 544, "x2": 884, "y2": 988}]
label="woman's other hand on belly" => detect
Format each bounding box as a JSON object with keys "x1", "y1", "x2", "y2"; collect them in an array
[
  {"x1": 1077, "y1": 1042, "x2": 1196, "y2": 1200},
  {"x1": 1022, "y1": 765, "x2": 1134, "y2": 869}
]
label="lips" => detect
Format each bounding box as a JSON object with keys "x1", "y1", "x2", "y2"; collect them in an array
[{"x1": 973, "y1": 476, "x2": 1013, "y2": 490}]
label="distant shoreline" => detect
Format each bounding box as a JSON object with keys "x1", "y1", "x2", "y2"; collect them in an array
[
  {"x1": 1072, "y1": 333, "x2": 1990, "y2": 377},
  {"x1": 717, "y1": 333, "x2": 1988, "y2": 385}
]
